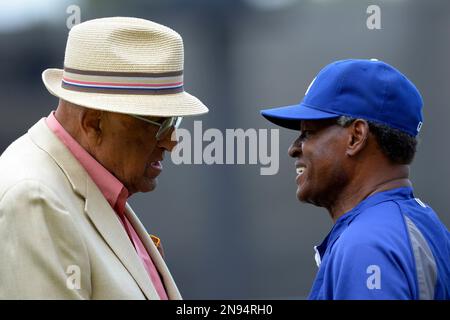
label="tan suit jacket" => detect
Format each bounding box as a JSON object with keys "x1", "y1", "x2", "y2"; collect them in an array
[{"x1": 0, "y1": 118, "x2": 182, "y2": 299}]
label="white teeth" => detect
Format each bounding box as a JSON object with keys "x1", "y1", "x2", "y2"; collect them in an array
[{"x1": 296, "y1": 167, "x2": 305, "y2": 175}]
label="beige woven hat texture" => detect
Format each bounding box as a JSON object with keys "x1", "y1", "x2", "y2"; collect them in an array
[{"x1": 42, "y1": 17, "x2": 208, "y2": 117}]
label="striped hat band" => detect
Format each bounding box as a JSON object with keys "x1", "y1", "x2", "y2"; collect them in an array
[{"x1": 61, "y1": 67, "x2": 184, "y2": 95}]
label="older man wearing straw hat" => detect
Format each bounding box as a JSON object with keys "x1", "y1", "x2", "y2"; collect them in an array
[{"x1": 0, "y1": 17, "x2": 208, "y2": 299}]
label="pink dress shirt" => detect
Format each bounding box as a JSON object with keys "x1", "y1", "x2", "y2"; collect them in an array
[{"x1": 46, "y1": 112, "x2": 168, "y2": 300}]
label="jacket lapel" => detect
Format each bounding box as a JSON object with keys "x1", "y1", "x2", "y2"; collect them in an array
[
  {"x1": 124, "y1": 204, "x2": 182, "y2": 300},
  {"x1": 28, "y1": 118, "x2": 159, "y2": 300},
  {"x1": 84, "y1": 179, "x2": 159, "y2": 300}
]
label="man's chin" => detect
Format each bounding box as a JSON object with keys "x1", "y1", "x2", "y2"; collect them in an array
[
  {"x1": 297, "y1": 188, "x2": 329, "y2": 208},
  {"x1": 296, "y1": 187, "x2": 312, "y2": 204},
  {"x1": 144, "y1": 178, "x2": 158, "y2": 192},
  {"x1": 296, "y1": 188, "x2": 305, "y2": 202},
  {"x1": 132, "y1": 178, "x2": 158, "y2": 194}
]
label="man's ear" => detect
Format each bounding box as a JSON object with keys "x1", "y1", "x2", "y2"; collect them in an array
[
  {"x1": 346, "y1": 119, "x2": 370, "y2": 157},
  {"x1": 79, "y1": 109, "x2": 103, "y2": 145}
]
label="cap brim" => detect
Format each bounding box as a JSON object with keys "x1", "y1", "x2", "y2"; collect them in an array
[
  {"x1": 260, "y1": 103, "x2": 340, "y2": 130},
  {"x1": 42, "y1": 68, "x2": 209, "y2": 117}
]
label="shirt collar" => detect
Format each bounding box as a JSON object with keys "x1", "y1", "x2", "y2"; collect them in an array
[
  {"x1": 315, "y1": 186, "x2": 414, "y2": 260},
  {"x1": 46, "y1": 111, "x2": 129, "y2": 214}
]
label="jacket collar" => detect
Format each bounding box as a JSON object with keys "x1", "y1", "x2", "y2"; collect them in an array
[{"x1": 124, "y1": 203, "x2": 181, "y2": 299}]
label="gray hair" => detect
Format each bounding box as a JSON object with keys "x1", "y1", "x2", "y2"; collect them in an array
[{"x1": 336, "y1": 116, "x2": 356, "y2": 127}]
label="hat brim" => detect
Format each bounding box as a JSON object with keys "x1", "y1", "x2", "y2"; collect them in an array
[
  {"x1": 260, "y1": 103, "x2": 340, "y2": 130},
  {"x1": 42, "y1": 69, "x2": 209, "y2": 117}
]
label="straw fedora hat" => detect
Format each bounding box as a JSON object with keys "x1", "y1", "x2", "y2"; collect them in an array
[{"x1": 42, "y1": 17, "x2": 208, "y2": 117}]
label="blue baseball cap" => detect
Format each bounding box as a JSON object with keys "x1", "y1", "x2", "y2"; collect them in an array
[{"x1": 261, "y1": 59, "x2": 424, "y2": 136}]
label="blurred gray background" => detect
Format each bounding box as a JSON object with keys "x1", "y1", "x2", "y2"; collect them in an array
[{"x1": 1, "y1": 0, "x2": 449, "y2": 299}]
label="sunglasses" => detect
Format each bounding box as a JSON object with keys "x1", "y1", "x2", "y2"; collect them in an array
[{"x1": 131, "y1": 115, "x2": 183, "y2": 140}]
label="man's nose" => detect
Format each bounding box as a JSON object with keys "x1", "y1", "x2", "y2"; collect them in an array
[
  {"x1": 288, "y1": 137, "x2": 302, "y2": 158},
  {"x1": 158, "y1": 127, "x2": 178, "y2": 152}
]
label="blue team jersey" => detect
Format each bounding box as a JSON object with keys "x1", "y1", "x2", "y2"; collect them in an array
[{"x1": 308, "y1": 187, "x2": 450, "y2": 300}]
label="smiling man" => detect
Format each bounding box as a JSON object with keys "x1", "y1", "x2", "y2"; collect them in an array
[
  {"x1": 0, "y1": 17, "x2": 208, "y2": 299},
  {"x1": 261, "y1": 59, "x2": 449, "y2": 299}
]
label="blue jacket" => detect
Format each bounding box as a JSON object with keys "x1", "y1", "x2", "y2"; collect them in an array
[{"x1": 309, "y1": 187, "x2": 450, "y2": 300}]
